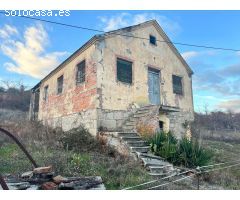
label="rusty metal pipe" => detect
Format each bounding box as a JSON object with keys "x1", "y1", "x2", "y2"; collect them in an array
[
  {"x1": 0, "y1": 127, "x2": 38, "y2": 168},
  {"x1": 0, "y1": 174, "x2": 9, "y2": 190}
]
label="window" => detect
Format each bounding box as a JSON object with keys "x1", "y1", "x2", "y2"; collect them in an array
[
  {"x1": 57, "y1": 75, "x2": 64, "y2": 94},
  {"x1": 43, "y1": 85, "x2": 48, "y2": 101},
  {"x1": 150, "y1": 35, "x2": 156, "y2": 45},
  {"x1": 117, "y1": 58, "x2": 132, "y2": 84},
  {"x1": 172, "y1": 75, "x2": 183, "y2": 95},
  {"x1": 76, "y1": 60, "x2": 86, "y2": 84}
]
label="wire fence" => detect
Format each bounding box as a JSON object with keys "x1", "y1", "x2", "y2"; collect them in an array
[{"x1": 122, "y1": 159, "x2": 240, "y2": 190}]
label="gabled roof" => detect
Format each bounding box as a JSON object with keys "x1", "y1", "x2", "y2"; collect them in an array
[
  {"x1": 32, "y1": 20, "x2": 193, "y2": 91},
  {"x1": 103, "y1": 20, "x2": 193, "y2": 75}
]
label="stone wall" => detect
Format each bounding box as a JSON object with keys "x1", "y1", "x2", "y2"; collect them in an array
[
  {"x1": 33, "y1": 21, "x2": 194, "y2": 138},
  {"x1": 95, "y1": 22, "x2": 194, "y2": 114},
  {"x1": 97, "y1": 109, "x2": 134, "y2": 131},
  {"x1": 167, "y1": 110, "x2": 194, "y2": 138},
  {"x1": 42, "y1": 109, "x2": 98, "y2": 136},
  {"x1": 133, "y1": 105, "x2": 194, "y2": 138}
]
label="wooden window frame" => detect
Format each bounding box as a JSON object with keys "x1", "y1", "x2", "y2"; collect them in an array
[
  {"x1": 43, "y1": 85, "x2": 48, "y2": 101},
  {"x1": 76, "y1": 60, "x2": 86, "y2": 85},
  {"x1": 57, "y1": 75, "x2": 64, "y2": 94},
  {"x1": 172, "y1": 74, "x2": 183, "y2": 95},
  {"x1": 116, "y1": 57, "x2": 133, "y2": 85}
]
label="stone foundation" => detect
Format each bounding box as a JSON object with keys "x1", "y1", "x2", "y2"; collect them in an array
[
  {"x1": 97, "y1": 109, "x2": 134, "y2": 131},
  {"x1": 167, "y1": 110, "x2": 194, "y2": 138},
  {"x1": 133, "y1": 105, "x2": 194, "y2": 138},
  {"x1": 42, "y1": 109, "x2": 98, "y2": 136}
]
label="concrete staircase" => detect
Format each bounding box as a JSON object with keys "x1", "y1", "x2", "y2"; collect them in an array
[
  {"x1": 117, "y1": 131, "x2": 177, "y2": 179},
  {"x1": 122, "y1": 105, "x2": 157, "y2": 132},
  {"x1": 118, "y1": 105, "x2": 177, "y2": 179}
]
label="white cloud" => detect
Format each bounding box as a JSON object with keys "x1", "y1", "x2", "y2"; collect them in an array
[
  {"x1": 0, "y1": 23, "x2": 68, "y2": 79},
  {"x1": 98, "y1": 12, "x2": 181, "y2": 37},
  {"x1": 0, "y1": 24, "x2": 18, "y2": 39},
  {"x1": 181, "y1": 50, "x2": 218, "y2": 61},
  {"x1": 181, "y1": 51, "x2": 199, "y2": 61},
  {"x1": 217, "y1": 99, "x2": 240, "y2": 113}
]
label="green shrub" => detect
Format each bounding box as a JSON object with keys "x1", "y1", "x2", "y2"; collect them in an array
[
  {"x1": 149, "y1": 132, "x2": 212, "y2": 168},
  {"x1": 59, "y1": 126, "x2": 101, "y2": 152},
  {"x1": 149, "y1": 131, "x2": 178, "y2": 163},
  {"x1": 178, "y1": 137, "x2": 212, "y2": 168}
]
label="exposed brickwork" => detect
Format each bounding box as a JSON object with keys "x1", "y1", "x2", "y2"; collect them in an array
[
  {"x1": 38, "y1": 55, "x2": 98, "y2": 134},
  {"x1": 31, "y1": 21, "x2": 194, "y2": 137}
]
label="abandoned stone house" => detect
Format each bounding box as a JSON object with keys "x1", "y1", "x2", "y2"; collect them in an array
[{"x1": 29, "y1": 20, "x2": 194, "y2": 138}]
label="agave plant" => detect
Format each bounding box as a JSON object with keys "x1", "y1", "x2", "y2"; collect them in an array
[
  {"x1": 149, "y1": 131, "x2": 212, "y2": 168},
  {"x1": 149, "y1": 131, "x2": 178, "y2": 161},
  {"x1": 178, "y1": 137, "x2": 212, "y2": 168}
]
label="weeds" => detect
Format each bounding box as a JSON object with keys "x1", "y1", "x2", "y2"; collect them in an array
[
  {"x1": 136, "y1": 122, "x2": 155, "y2": 141},
  {"x1": 0, "y1": 121, "x2": 152, "y2": 189},
  {"x1": 177, "y1": 137, "x2": 212, "y2": 168},
  {"x1": 149, "y1": 131, "x2": 212, "y2": 168}
]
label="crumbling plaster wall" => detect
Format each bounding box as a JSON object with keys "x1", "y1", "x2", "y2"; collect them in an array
[
  {"x1": 95, "y1": 24, "x2": 194, "y2": 132},
  {"x1": 38, "y1": 44, "x2": 99, "y2": 135},
  {"x1": 96, "y1": 24, "x2": 194, "y2": 113},
  {"x1": 37, "y1": 23, "x2": 194, "y2": 135}
]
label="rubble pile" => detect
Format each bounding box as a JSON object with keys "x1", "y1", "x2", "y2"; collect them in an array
[{"x1": 1, "y1": 166, "x2": 105, "y2": 190}]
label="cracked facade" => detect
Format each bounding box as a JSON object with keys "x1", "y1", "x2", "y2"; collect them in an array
[{"x1": 29, "y1": 20, "x2": 194, "y2": 137}]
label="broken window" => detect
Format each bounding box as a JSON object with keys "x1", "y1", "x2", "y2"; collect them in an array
[
  {"x1": 172, "y1": 75, "x2": 183, "y2": 95},
  {"x1": 150, "y1": 35, "x2": 156, "y2": 45},
  {"x1": 43, "y1": 85, "x2": 48, "y2": 101},
  {"x1": 76, "y1": 60, "x2": 86, "y2": 84},
  {"x1": 117, "y1": 58, "x2": 132, "y2": 84},
  {"x1": 57, "y1": 75, "x2": 64, "y2": 94}
]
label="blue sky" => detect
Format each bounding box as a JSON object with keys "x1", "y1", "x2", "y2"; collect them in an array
[{"x1": 0, "y1": 10, "x2": 240, "y2": 112}]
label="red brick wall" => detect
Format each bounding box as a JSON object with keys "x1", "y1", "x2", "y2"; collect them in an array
[{"x1": 39, "y1": 59, "x2": 97, "y2": 120}]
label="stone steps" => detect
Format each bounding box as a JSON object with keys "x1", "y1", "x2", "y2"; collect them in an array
[
  {"x1": 123, "y1": 124, "x2": 135, "y2": 128},
  {"x1": 116, "y1": 105, "x2": 177, "y2": 184},
  {"x1": 148, "y1": 170, "x2": 177, "y2": 179},
  {"x1": 130, "y1": 146, "x2": 150, "y2": 153},
  {"x1": 121, "y1": 105, "x2": 156, "y2": 131},
  {"x1": 123, "y1": 129, "x2": 135, "y2": 132},
  {"x1": 148, "y1": 165, "x2": 173, "y2": 174},
  {"x1": 124, "y1": 122, "x2": 135, "y2": 126},
  {"x1": 127, "y1": 141, "x2": 148, "y2": 147},
  {"x1": 133, "y1": 113, "x2": 148, "y2": 118},
  {"x1": 124, "y1": 120, "x2": 135, "y2": 124},
  {"x1": 120, "y1": 136, "x2": 141, "y2": 142},
  {"x1": 117, "y1": 132, "x2": 138, "y2": 137},
  {"x1": 135, "y1": 110, "x2": 150, "y2": 114},
  {"x1": 137, "y1": 152, "x2": 165, "y2": 160},
  {"x1": 138, "y1": 105, "x2": 157, "y2": 110},
  {"x1": 141, "y1": 157, "x2": 169, "y2": 167}
]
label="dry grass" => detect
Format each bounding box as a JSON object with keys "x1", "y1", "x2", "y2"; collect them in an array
[
  {"x1": 0, "y1": 116, "x2": 152, "y2": 190},
  {"x1": 199, "y1": 138, "x2": 240, "y2": 189},
  {"x1": 136, "y1": 122, "x2": 155, "y2": 140}
]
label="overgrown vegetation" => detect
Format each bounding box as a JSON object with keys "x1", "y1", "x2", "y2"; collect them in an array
[
  {"x1": 193, "y1": 111, "x2": 240, "y2": 132},
  {"x1": 200, "y1": 139, "x2": 240, "y2": 189},
  {"x1": 0, "y1": 82, "x2": 30, "y2": 111},
  {"x1": 0, "y1": 121, "x2": 152, "y2": 189},
  {"x1": 136, "y1": 122, "x2": 155, "y2": 140},
  {"x1": 149, "y1": 131, "x2": 178, "y2": 163},
  {"x1": 149, "y1": 131, "x2": 212, "y2": 168},
  {"x1": 177, "y1": 137, "x2": 212, "y2": 168}
]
